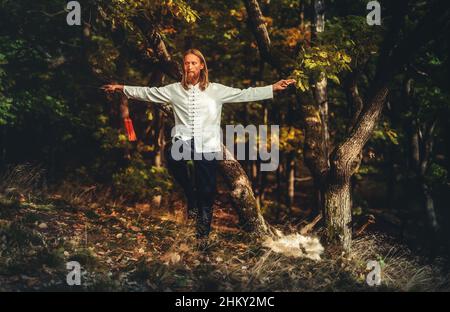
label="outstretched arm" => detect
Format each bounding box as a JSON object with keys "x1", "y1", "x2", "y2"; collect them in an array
[
  {"x1": 218, "y1": 79, "x2": 296, "y2": 103},
  {"x1": 101, "y1": 84, "x2": 124, "y2": 93},
  {"x1": 101, "y1": 84, "x2": 172, "y2": 103}
]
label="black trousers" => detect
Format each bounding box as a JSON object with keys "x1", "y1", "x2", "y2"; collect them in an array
[{"x1": 165, "y1": 138, "x2": 218, "y2": 238}]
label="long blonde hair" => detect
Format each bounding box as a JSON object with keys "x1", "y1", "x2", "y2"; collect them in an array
[{"x1": 181, "y1": 49, "x2": 209, "y2": 91}]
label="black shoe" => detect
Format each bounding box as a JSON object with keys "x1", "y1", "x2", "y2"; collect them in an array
[
  {"x1": 187, "y1": 210, "x2": 198, "y2": 221},
  {"x1": 187, "y1": 200, "x2": 198, "y2": 221}
]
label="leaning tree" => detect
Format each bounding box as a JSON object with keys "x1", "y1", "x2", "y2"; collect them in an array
[{"x1": 243, "y1": 0, "x2": 450, "y2": 251}]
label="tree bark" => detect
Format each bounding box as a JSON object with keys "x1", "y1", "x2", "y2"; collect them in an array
[
  {"x1": 324, "y1": 179, "x2": 352, "y2": 251},
  {"x1": 286, "y1": 152, "x2": 295, "y2": 212},
  {"x1": 325, "y1": 84, "x2": 388, "y2": 251},
  {"x1": 405, "y1": 77, "x2": 439, "y2": 233},
  {"x1": 298, "y1": 91, "x2": 329, "y2": 214},
  {"x1": 1, "y1": 126, "x2": 6, "y2": 170},
  {"x1": 243, "y1": 0, "x2": 284, "y2": 73},
  {"x1": 312, "y1": 0, "x2": 329, "y2": 167},
  {"x1": 410, "y1": 124, "x2": 439, "y2": 232},
  {"x1": 275, "y1": 158, "x2": 283, "y2": 222},
  {"x1": 219, "y1": 146, "x2": 275, "y2": 236},
  {"x1": 296, "y1": 0, "x2": 330, "y2": 215}
]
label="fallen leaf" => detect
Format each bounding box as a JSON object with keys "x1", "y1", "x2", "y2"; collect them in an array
[
  {"x1": 129, "y1": 225, "x2": 141, "y2": 232},
  {"x1": 161, "y1": 252, "x2": 181, "y2": 265},
  {"x1": 179, "y1": 243, "x2": 190, "y2": 252}
]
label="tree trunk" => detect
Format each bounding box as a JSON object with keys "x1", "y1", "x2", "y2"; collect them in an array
[
  {"x1": 324, "y1": 84, "x2": 388, "y2": 251},
  {"x1": 1, "y1": 126, "x2": 6, "y2": 170},
  {"x1": 386, "y1": 143, "x2": 396, "y2": 210},
  {"x1": 405, "y1": 77, "x2": 439, "y2": 233},
  {"x1": 243, "y1": 0, "x2": 283, "y2": 72},
  {"x1": 314, "y1": 75, "x2": 330, "y2": 159},
  {"x1": 421, "y1": 182, "x2": 438, "y2": 231},
  {"x1": 298, "y1": 91, "x2": 329, "y2": 214},
  {"x1": 309, "y1": 1, "x2": 330, "y2": 215},
  {"x1": 410, "y1": 123, "x2": 439, "y2": 239},
  {"x1": 219, "y1": 146, "x2": 275, "y2": 237},
  {"x1": 152, "y1": 109, "x2": 164, "y2": 167},
  {"x1": 286, "y1": 152, "x2": 295, "y2": 212},
  {"x1": 275, "y1": 158, "x2": 283, "y2": 222},
  {"x1": 413, "y1": 126, "x2": 439, "y2": 233},
  {"x1": 252, "y1": 161, "x2": 262, "y2": 211},
  {"x1": 325, "y1": 179, "x2": 352, "y2": 251},
  {"x1": 254, "y1": 101, "x2": 269, "y2": 211},
  {"x1": 119, "y1": 95, "x2": 132, "y2": 160}
]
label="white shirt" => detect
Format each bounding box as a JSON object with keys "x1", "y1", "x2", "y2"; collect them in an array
[{"x1": 123, "y1": 82, "x2": 274, "y2": 153}]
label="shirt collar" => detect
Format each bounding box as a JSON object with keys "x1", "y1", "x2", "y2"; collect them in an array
[{"x1": 187, "y1": 82, "x2": 200, "y2": 89}]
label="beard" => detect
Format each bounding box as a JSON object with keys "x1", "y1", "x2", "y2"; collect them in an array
[{"x1": 186, "y1": 71, "x2": 200, "y2": 83}]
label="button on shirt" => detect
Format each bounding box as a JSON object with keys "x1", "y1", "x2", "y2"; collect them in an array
[{"x1": 123, "y1": 82, "x2": 273, "y2": 153}]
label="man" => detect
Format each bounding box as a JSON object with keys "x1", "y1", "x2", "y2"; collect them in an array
[{"x1": 102, "y1": 48, "x2": 295, "y2": 247}]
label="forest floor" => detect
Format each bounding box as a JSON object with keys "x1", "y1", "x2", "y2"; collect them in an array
[{"x1": 0, "y1": 179, "x2": 449, "y2": 292}]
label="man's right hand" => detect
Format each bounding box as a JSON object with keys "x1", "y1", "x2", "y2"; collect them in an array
[{"x1": 101, "y1": 84, "x2": 124, "y2": 93}]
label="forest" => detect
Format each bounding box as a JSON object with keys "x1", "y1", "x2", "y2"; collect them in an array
[{"x1": 0, "y1": 0, "x2": 449, "y2": 292}]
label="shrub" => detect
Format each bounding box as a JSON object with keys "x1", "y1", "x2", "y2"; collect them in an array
[{"x1": 112, "y1": 154, "x2": 173, "y2": 202}]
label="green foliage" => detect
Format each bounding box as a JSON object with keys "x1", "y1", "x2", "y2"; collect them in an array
[
  {"x1": 112, "y1": 155, "x2": 173, "y2": 202},
  {"x1": 291, "y1": 45, "x2": 352, "y2": 92},
  {"x1": 163, "y1": 0, "x2": 200, "y2": 23},
  {"x1": 0, "y1": 50, "x2": 14, "y2": 125},
  {"x1": 88, "y1": 35, "x2": 120, "y2": 78},
  {"x1": 94, "y1": 117, "x2": 132, "y2": 152},
  {"x1": 321, "y1": 16, "x2": 382, "y2": 66},
  {"x1": 355, "y1": 165, "x2": 379, "y2": 178},
  {"x1": 372, "y1": 122, "x2": 400, "y2": 145},
  {"x1": 406, "y1": 82, "x2": 449, "y2": 121},
  {"x1": 279, "y1": 126, "x2": 303, "y2": 154},
  {"x1": 426, "y1": 163, "x2": 448, "y2": 187},
  {"x1": 289, "y1": 15, "x2": 383, "y2": 92},
  {"x1": 0, "y1": 36, "x2": 47, "y2": 126},
  {"x1": 103, "y1": 0, "x2": 199, "y2": 30}
]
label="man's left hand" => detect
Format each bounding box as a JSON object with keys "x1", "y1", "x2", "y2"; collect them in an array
[{"x1": 272, "y1": 79, "x2": 296, "y2": 92}]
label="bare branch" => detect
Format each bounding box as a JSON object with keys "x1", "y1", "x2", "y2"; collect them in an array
[{"x1": 243, "y1": 0, "x2": 285, "y2": 74}]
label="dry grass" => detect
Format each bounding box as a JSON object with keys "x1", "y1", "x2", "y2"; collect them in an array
[
  {"x1": 1, "y1": 163, "x2": 449, "y2": 291},
  {"x1": 53, "y1": 181, "x2": 122, "y2": 208},
  {"x1": 0, "y1": 163, "x2": 47, "y2": 199},
  {"x1": 351, "y1": 234, "x2": 449, "y2": 291}
]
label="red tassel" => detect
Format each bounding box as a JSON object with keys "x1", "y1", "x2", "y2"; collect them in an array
[{"x1": 123, "y1": 117, "x2": 137, "y2": 141}]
